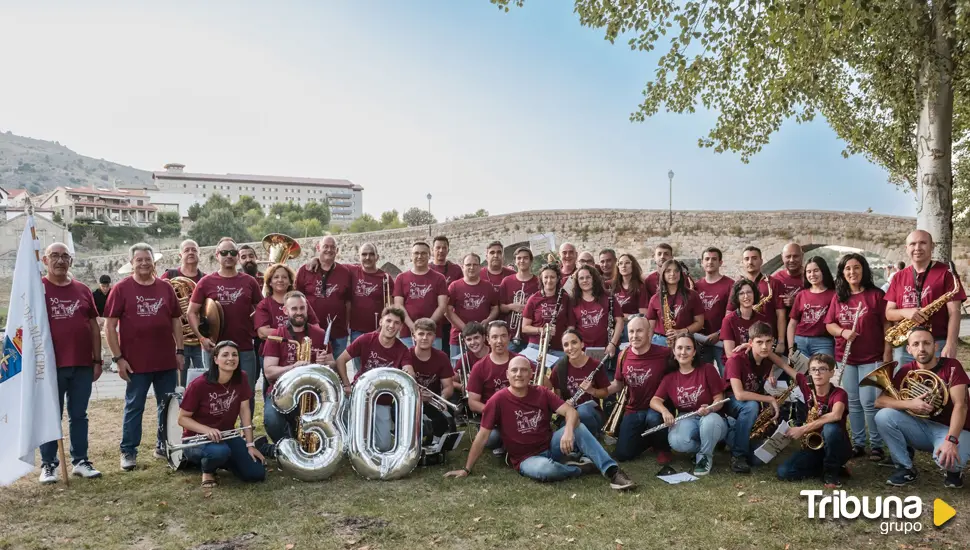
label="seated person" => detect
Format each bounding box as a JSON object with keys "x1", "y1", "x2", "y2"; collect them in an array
[{"x1": 545, "y1": 329, "x2": 609, "y2": 434}]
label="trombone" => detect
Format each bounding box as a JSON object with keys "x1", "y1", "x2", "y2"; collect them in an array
[
  {"x1": 375, "y1": 274, "x2": 394, "y2": 330},
  {"x1": 531, "y1": 324, "x2": 551, "y2": 386},
  {"x1": 167, "y1": 425, "x2": 253, "y2": 452},
  {"x1": 420, "y1": 386, "x2": 459, "y2": 412}
]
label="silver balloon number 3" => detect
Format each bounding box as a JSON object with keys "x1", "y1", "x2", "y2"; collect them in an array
[{"x1": 272, "y1": 365, "x2": 346, "y2": 482}]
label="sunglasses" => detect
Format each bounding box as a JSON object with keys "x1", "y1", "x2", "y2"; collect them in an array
[
  {"x1": 215, "y1": 340, "x2": 239, "y2": 348},
  {"x1": 218, "y1": 250, "x2": 239, "y2": 257}
]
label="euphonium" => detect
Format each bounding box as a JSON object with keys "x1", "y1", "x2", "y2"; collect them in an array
[
  {"x1": 801, "y1": 394, "x2": 824, "y2": 450},
  {"x1": 750, "y1": 382, "x2": 797, "y2": 439},
  {"x1": 752, "y1": 273, "x2": 774, "y2": 314},
  {"x1": 168, "y1": 276, "x2": 199, "y2": 345},
  {"x1": 885, "y1": 263, "x2": 962, "y2": 347},
  {"x1": 261, "y1": 233, "x2": 302, "y2": 265},
  {"x1": 859, "y1": 360, "x2": 949, "y2": 419}
]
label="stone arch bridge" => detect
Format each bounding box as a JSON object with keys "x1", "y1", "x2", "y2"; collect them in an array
[{"x1": 74, "y1": 209, "x2": 968, "y2": 284}]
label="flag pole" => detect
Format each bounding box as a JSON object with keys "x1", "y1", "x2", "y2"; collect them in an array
[{"x1": 26, "y1": 198, "x2": 69, "y2": 487}]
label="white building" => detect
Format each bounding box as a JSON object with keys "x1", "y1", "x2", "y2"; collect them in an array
[
  {"x1": 37, "y1": 186, "x2": 157, "y2": 227},
  {"x1": 151, "y1": 163, "x2": 363, "y2": 224}
]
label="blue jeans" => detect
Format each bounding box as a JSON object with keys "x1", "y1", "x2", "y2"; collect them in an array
[
  {"x1": 178, "y1": 344, "x2": 204, "y2": 386},
  {"x1": 508, "y1": 339, "x2": 527, "y2": 354},
  {"x1": 120, "y1": 369, "x2": 178, "y2": 456},
  {"x1": 668, "y1": 413, "x2": 727, "y2": 462},
  {"x1": 40, "y1": 366, "x2": 94, "y2": 466},
  {"x1": 263, "y1": 393, "x2": 291, "y2": 443},
  {"x1": 893, "y1": 338, "x2": 946, "y2": 365},
  {"x1": 698, "y1": 342, "x2": 726, "y2": 375},
  {"x1": 576, "y1": 401, "x2": 604, "y2": 435},
  {"x1": 374, "y1": 404, "x2": 394, "y2": 452},
  {"x1": 794, "y1": 335, "x2": 835, "y2": 358},
  {"x1": 777, "y1": 424, "x2": 851, "y2": 480},
  {"x1": 723, "y1": 397, "x2": 761, "y2": 460},
  {"x1": 517, "y1": 424, "x2": 618, "y2": 482},
  {"x1": 840, "y1": 362, "x2": 884, "y2": 449},
  {"x1": 183, "y1": 437, "x2": 266, "y2": 481},
  {"x1": 651, "y1": 334, "x2": 669, "y2": 347},
  {"x1": 484, "y1": 429, "x2": 503, "y2": 450},
  {"x1": 615, "y1": 408, "x2": 668, "y2": 461},
  {"x1": 875, "y1": 408, "x2": 970, "y2": 472},
  {"x1": 330, "y1": 337, "x2": 348, "y2": 364}
]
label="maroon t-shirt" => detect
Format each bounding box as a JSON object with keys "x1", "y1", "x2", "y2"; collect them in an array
[
  {"x1": 790, "y1": 289, "x2": 836, "y2": 337},
  {"x1": 643, "y1": 271, "x2": 661, "y2": 303},
  {"x1": 43, "y1": 278, "x2": 98, "y2": 368},
  {"x1": 825, "y1": 288, "x2": 886, "y2": 365},
  {"x1": 724, "y1": 351, "x2": 772, "y2": 394},
  {"x1": 262, "y1": 324, "x2": 329, "y2": 393},
  {"x1": 549, "y1": 356, "x2": 608, "y2": 408},
  {"x1": 645, "y1": 290, "x2": 705, "y2": 337},
  {"x1": 893, "y1": 359, "x2": 970, "y2": 430},
  {"x1": 794, "y1": 372, "x2": 849, "y2": 437},
  {"x1": 349, "y1": 266, "x2": 393, "y2": 333},
  {"x1": 160, "y1": 267, "x2": 205, "y2": 283},
  {"x1": 409, "y1": 347, "x2": 454, "y2": 395},
  {"x1": 719, "y1": 309, "x2": 773, "y2": 345},
  {"x1": 559, "y1": 266, "x2": 577, "y2": 286},
  {"x1": 727, "y1": 275, "x2": 780, "y2": 326},
  {"x1": 615, "y1": 345, "x2": 670, "y2": 413},
  {"x1": 613, "y1": 280, "x2": 649, "y2": 316},
  {"x1": 454, "y1": 350, "x2": 487, "y2": 380},
  {"x1": 447, "y1": 279, "x2": 498, "y2": 344},
  {"x1": 295, "y1": 263, "x2": 352, "y2": 339},
  {"x1": 467, "y1": 353, "x2": 521, "y2": 402},
  {"x1": 180, "y1": 372, "x2": 253, "y2": 437},
  {"x1": 694, "y1": 276, "x2": 734, "y2": 335},
  {"x1": 104, "y1": 277, "x2": 181, "y2": 374},
  {"x1": 772, "y1": 270, "x2": 804, "y2": 310},
  {"x1": 430, "y1": 261, "x2": 463, "y2": 286},
  {"x1": 884, "y1": 263, "x2": 967, "y2": 341},
  {"x1": 345, "y1": 331, "x2": 411, "y2": 381},
  {"x1": 654, "y1": 363, "x2": 726, "y2": 412},
  {"x1": 499, "y1": 274, "x2": 541, "y2": 311},
  {"x1": 480, "y1": 266, "x2": 515, "y2": 294},
  {"x1": 253, "y1": 296, "x2": 320, "y2": 331},
  {"x1": 480, "y1": 386, "x2": 564, "y2": 469},
  {"x1": 393, "y1": 270, "x2": 448, "y2": 338},
  {"x1": 190, "y1": 272, "x2": 262, "y2": 351},
  {"x1": 571, "y1": 294, "x2": 622, "y2": 348},
  {"x1": 522, "y1": 291, "x2": 572, "y2": 351}
]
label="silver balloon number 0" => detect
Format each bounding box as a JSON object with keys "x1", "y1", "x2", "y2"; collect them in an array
[{"x1": 272, "y1": 366, "x2": 422, "y2": 481}]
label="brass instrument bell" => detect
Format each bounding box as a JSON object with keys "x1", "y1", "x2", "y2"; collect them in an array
[{"x1": 261, "y1": 233, "x2": 302, "y2": 265}]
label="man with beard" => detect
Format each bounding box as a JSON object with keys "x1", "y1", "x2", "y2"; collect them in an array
[
  {"x1": 598, "y1": 249, "x2": 617, "y2": 289},
  {"x1": 296, "y1": 236, "x2": 353, "y2": 360},
  {"x1": 262, "y1": 291, "x2": 331, "y2": 444},
  {"x1": 238, "y1": 245, "x2": 263, "y2": 282},
  {"x1": 349, "y1": 242, "x2": 394, "y2": 342},
  {"x1": 105, "y1": 243, "x2": 184, "y2": 471},
  {"x1": 161, "y1": 239, "x2": 206, "y2": 375},
  {"x1": 772, "y1": 243, "x2": 805, "y2": 314},
  {"x1": 481, "y1": 241, "x2": 514, "y2": 295},
  {"x1": 188, "y1": 238, "x2": 263, "y2": 402}
]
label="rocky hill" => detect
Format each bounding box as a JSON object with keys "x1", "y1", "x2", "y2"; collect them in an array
[{"x1": 0, "y1": 130, "x2": 154, "y2": 193}]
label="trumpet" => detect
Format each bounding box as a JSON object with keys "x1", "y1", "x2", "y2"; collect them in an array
[
  {"x1": 509, "y1": 284, "x2": 527, "y2": 348},
  {"x1": 603, "y1": 347, "x2": 632, "y2": 437},
  {"x1": 419, "y1": 386, "x2": 459, "y2": 412},
  {"x1": 168, "y1": 425, "x2": 253, "y2": 452}
]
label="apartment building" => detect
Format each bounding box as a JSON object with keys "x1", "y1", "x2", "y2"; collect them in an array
[{"x1": 38, "y1": 186, "x2": 157, "y2": 226}]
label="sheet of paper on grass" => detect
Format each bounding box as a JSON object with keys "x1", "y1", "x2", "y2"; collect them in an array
[
  {"x1": 754, "y1": 420, "x2": 793, "y2": 464},
  {"x1": 656, "y1": 472, "x2": 698, "y2": 484}
]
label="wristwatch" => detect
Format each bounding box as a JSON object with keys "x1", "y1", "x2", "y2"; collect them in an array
[
  {"x1": 112, "y1": 355, "x2": 124, "y2": 363},
  {"x1": 175, "y1": 349, "x2": 185, "y2": 355},
  {"x1": 947, "y1": 435, "x2": 959, "y2": 445},
  {"x1": 461, "y1": 467, "x2": 470, "y2": 474}
]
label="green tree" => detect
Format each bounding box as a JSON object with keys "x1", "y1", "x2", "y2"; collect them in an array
[
  {"x1": 202, "y1": 193, "x2": 232, "y2": 213},
  {"x1": 148, "y1": 211, "x2": 182, "y2": 238},
  {"x1": 293, "y1": 218, "x2": 324, "y2": 238},
  {"x1": 186, "y1": 203, "x2": 202, "y2": 222},
  {"x1": 493, "y1": 0, "x2": 969, "y2": 259},
  {"x1": 52, "y1": 211, "x2": 63, "y2": 224},
  {"x1": 380, "y1": 209, "x2": 406, "y2": 229},
  {"x1": 188, "y1": 207, "x2": 252, "y2": 246},
  {"x1": 303, "y1": 200, "x2": 331, "y2": 228},
  {"x1": 347, "y1": 213, "x2": 383, "y2": 233},
  {"x1": 232, "y1": 195, "x2": 263, "y2": 217},
  {"x1": 402, "y1": 207, "x2": 436, "y2": 227}
]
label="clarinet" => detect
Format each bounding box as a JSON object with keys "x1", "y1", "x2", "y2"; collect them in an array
[
  {"x1": 566, "y1": 359, "x2": 605, "y2": 407},
  {"x1": 548, "y1": 285, "x2": 564, "y2": 336}
]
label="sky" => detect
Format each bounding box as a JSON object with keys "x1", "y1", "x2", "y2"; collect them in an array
[{"x1": 0, "y1": 0, "x2": 916, "y2": 220}]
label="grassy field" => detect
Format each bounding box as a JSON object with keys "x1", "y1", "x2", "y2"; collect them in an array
[{"x1": 4, "y1": 373, "x2": 970, "y2": 549}]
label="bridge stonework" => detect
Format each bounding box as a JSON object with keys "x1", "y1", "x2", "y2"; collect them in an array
[{"x1": 71, "y1": 209, "x2": 970, "y2": 284}]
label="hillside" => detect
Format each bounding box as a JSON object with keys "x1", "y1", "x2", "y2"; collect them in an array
[{"x1": 0, "y1": 130, "x2": 155, "y2": 193}]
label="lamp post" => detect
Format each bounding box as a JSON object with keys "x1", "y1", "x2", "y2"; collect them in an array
[
  {"x1": 426, "y1": 193, "x2": 432, "y2": 236},
  {"x1": 275, "y1": 214, "x2": 281, "y2": 233},
  {"x1": 667, "y1": 169, "x2": 674, "y2": 229}
]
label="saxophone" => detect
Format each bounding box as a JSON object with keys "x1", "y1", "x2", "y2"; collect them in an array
[
  {"x1": 801, "y1": 390, "x2": 824, "y2": 450},
  {"x1": 752, "y1": 273, "x2": 774, "y2": 314},
  {"x1": 749, "y1": 382, "x2": 796, "y2": 439},
  {"x1": 885, "y1": 263, "x2": 962, "y2": 347},
  {"x1": 661, "y1": 292, "x2": 676, "y2": 347},
  {"x1": 265, "y1": 334, "x2": 318, "y2": 452}
]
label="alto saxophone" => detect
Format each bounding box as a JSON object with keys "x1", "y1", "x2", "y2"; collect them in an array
[
  {"x1": 749, "y1": 382, "x2": 796, "y2": 440},
  {"x1": 885, "y1": 263, "x2": 962, "y2": 347},
  {"x1": 266, "y1": 334, "x2": 319, "y2": 452},
  {"x1": 752, "y1": 273, "x2": 774, "y2": 314},
  {"x1": 661, "y1": 292, "x2": 676, "y2": 347},
  {"x1": 801, "y1": 391, "x2": 824, "y2": 450}
]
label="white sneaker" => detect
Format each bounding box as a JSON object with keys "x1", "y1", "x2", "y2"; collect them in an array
[
  {"x1": 72, "y1": 460, "x2": 102, "y2": 479},
  {"x1": 38, "y1": 463, "x2": 58, "y2": 484},
  {"x1": 120, "y1": 453, "x2": 137, "y2": 471}
]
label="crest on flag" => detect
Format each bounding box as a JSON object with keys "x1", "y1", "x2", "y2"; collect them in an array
[{"x1": 0, "y1": 328, "x2": 24, "y2": 383}]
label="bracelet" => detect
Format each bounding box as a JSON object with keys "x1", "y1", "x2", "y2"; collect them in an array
[
  {"x1": 175, "y1": 349, "x2": 184, "y2": 355},
  {"x1": 112, "y1": 355, "x2": 124, "y2": 363},
  {"x1": 461, "y1": 467, "x2": 470, "y2": 474},
  {"x1": 246, "y1": 442, "x2": 255, "y2": 448}
]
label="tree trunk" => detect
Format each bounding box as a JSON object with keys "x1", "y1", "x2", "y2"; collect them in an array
[{"x1": 915, "y1": 5, "x2": 955, "y2": 261}]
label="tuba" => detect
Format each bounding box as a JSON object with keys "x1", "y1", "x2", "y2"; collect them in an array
[
  {"x1": 261, "y1": 233, "x2": 302, "y2": 265},
  {"x1": 860, "y1": 361, "x2": 949, "y2": 419},
  {"x1": 166, "y1": 277, "x2": 224, "y2": 346}
]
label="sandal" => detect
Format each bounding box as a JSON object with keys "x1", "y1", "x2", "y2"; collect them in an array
[{"x1": 201, "y1": 478, "x2": 217, "y2": 489}]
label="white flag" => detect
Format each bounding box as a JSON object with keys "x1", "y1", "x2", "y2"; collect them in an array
[{"x1": 0, "y1": 216, "x2": 61, "y2": 485}]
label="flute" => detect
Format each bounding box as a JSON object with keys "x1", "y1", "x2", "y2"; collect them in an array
[{"x1": 641, "y1": 399, "x2": 730, "y2": 436}]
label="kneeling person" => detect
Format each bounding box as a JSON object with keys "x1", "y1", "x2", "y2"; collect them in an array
[
  {"x1": 445, "y1": 356, "x2": 635, "y2": 489},
  {"x1": 545, "y1": 329, "x2": 610, "y2": 434},
  {"x1": 178, "y1": 340, "x2": 265, "y2": 488},
  {"x1": 410, "y1": 317, "x2": 456, "y2": 439}
]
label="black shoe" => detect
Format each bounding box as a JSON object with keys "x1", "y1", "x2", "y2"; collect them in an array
[
  {"x1": 823, "y1": 471, "x2": 843, "y2": 489},
  {"x1": 869, "y1": 447, "x2": 887, "y2": 463},
  {"x1": 886, "y1": 467, "x2": 918, "y2": 487},
  {"x1": 851, "y1": 446, "x2": 866, "y2": 458},
  {"x1": 944, "y1": 471, "x2": 964, "y2": 489},
  {"x1": 609, "y1": 468, "x2": 636, "y2": 490},
  {"x1": 253, "y1": 435, "x2": 275, "y2": 459},
  {"x1": 565, "y1": 457, "x2": 597, "y2": 476},
  {"x1": 731, "y1": 456, "x2": 751, "y2": 474}
]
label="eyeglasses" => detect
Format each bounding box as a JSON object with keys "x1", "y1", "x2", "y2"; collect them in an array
[
  {"x1": 218, "y1": 250, "x2": 239, "y2": 257},
  {"x1": 48, "y1": 253, "x2": 72, "y2": 262},
  {"x1": 809, "y1": 367, "x2": 831, "y2": 374}
]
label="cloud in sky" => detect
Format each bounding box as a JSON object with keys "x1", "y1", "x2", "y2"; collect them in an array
[{"x1": 0, "y1": 0, "x2": 915, "y2": 219}]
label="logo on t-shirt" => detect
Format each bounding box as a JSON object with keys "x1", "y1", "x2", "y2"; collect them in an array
[
  {"x1": 135, "y1": 295, "x2": 165, "y2": 317},
  {"x1": 578, "y1": 307, "x2": 605, "y2": 329},
  {"x1": 514, "y1": 409, "x2": 544, "y2": 433},
  {"x1": 616, "y1": 294, "x2": 632, "y2": 307},
  {"x1": 669, "y1": 304, "x2": 684, "y2": 318},
  {"x1": 355, "y1": 278, "x2": 379, "y2": 297},
  {"x1": 676, "y1": 384, "x2": 704, "y2": 408},
  {"x1": 363, "y1": 351, "x2": 395, "y2": 372},
  {"x1": 539, "y1": 301, "x2": 558, "y2": 321},
  {"x1": 215, "y1": 285, "x2": 245, "y2": 304},
  {"x1": 274, "y1": 314, "x2": 287, "y2": 328},
  {"x1": 462, "y1": 293, "x2": 487, "y2": 311},
  {"x1": 415, "y1": 372, "x2": 437, "y2": 388},
  {"x1": 899, "y1": 285, "x2": 932, "y2": 308},
  {"x1": 48, "y1": 297, "x2": 81, "y2": 320},
  {"x1": 408, "y1": 282, "x2": 433, "y2": 300},
  {"x1": 698, "y1": 291, "x2": 721, "y2": 311},
  {"x1": 491, "y1": 377, "x2": 509, "y2": 391},
  {"x1": 837, "y1": 303, "x2": 868, "y2": 325},
  {"x1": 625, "y1": 367, "x2": 653, "y2": 387},
  {"x1": 801, "y1": 304, "x2": 829, "y2": 326},
  {"x1": 208, "y1": 388, "x2": 238, "y2": 417}
]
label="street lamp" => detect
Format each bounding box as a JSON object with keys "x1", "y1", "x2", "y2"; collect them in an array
[
  {"x1": 426, "y1": 193, "x2": 432, "y2": 236},
  {"x1": 667, "y1": 169, "x2": 674, "y2": 229},
  {"x1": 275, "y1": 214, "x2": 281, "y2": 233}
]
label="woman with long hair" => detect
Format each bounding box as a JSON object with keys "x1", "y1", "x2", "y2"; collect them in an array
[
  {"x1": 720, "y1": 279, "x2": 773, "y2": 358},
  {"x1": 611, "y1": 254, "x2": 649, "y2": 327},
  {"x1": 544, "y1": 329, "x2": 610, "y2": 434},
  {"x1": 645, "y1": 259, "x2": 704, "y2": 348},
  {"x1": 178, "y1": 340, "x2": 265, "y2": 488},
  {"x1": 650, "y1": 334, "x2": 727, "y2": 476},
  {"x1": 787, "y1": 256, "x2": 836, "y2": 357},
  {"x1": 522, "y1": 263, "x2": 571, "y2": 361},
  {"x1": 570, "y1": 265, "x2": 625, "y2": 360},
  {"x1": 825, "y1": 253, "x2": 891, "y2": 462},
  {"x1": 254, "y1": 263, "x2": 320, "y2": 340}
]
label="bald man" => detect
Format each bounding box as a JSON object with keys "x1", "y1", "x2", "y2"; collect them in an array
[
  {"x1": 577, "y1": 251, "x2": 595, "y2": 268},
  {"x1": 160, "y1": 238, "x2": 205, "y2": 375},
  {"x1": 771, "y1": 243, "x2": 804, "y2": 312},
  {"x1": 885, "y1": 230, "x2": 966, "y2": 362},
  {"x1": 296, "y1": 236, "x2": 353, "y2": 359},
  {"x1": 37, "y1": 243, "x2": 104, "y2": 483},
  {"x1": 559, "y1": 242, "x2": 578, "y2": 281}
]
